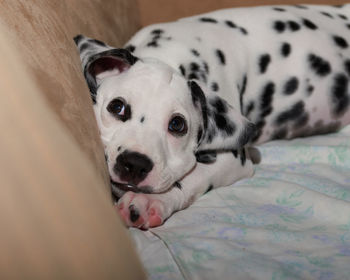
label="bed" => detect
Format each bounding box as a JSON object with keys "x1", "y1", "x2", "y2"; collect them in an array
[{"x1": 131, "y1": 125, "x2": 350, "y2": 279}]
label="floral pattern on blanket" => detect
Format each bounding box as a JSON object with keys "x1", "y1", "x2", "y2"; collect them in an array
[{"x1": 131, "y1": 126, "x2": 350, "y2": 280}]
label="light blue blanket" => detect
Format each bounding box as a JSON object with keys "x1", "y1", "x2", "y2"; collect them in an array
[{"x1": 131, "y1": 125, "x2": 350, "y2": 280}]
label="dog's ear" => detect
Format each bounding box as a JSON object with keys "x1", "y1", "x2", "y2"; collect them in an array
[
  {"x1": 74, "y1": 34, "x2": 138, "y2": 103},
  {"x1": 188, "y1": 81, "x2": 257, "y2": 152}
]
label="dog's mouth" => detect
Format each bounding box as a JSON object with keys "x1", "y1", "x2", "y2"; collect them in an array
[
  {"x1": 110, "y1": 179, "x2": 153, "y2": 194},
  {"x1": 110, "y1": 179, "x2": 182, "y2": 194}
]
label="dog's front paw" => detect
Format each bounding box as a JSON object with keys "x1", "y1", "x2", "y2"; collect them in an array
[{"x1": 116, "y1": 192, "x2": 168, "y2": 229}]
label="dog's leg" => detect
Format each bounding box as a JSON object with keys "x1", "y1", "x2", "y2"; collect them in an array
[{"x1": 117, "y1": 150, "x2": 254, "y2": 229}]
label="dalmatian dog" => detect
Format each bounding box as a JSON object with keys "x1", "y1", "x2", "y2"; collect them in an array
[{"x1": 75, "y1": 4, "x2": 350, "y2": 229}]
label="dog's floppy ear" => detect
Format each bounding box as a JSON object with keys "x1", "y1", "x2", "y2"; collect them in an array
[
  {"x1": 189, "y1": 81, "x2": 257, "y2": 152},
  {"x1": 74, "y1": 34, "x2": 138, "y2": 103}
]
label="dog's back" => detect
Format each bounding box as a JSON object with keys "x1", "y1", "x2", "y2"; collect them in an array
[{"x1": 126, "y1": 4, "x2": 350, "y2": 143}]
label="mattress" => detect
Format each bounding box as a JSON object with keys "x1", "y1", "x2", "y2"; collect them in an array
[{"x1": 130, "y1": 125, "x2": 350, "y2": 280}]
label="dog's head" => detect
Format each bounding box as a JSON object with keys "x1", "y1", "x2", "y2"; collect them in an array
[{"x1": 74, "y1": 35, "x2": 256, "y2": 194}]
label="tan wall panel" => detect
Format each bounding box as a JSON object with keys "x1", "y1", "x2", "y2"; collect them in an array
[
  {"x1": 0, "y1": 0, "x2": 140, "y2": 189},
  {"x1": 0, "y1": 22, "x2": 145, "y2": 280}
]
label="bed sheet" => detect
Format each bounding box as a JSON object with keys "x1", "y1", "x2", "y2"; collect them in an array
[{"x1": 130, "y1": 125, "x2": 350, "y2": 280}]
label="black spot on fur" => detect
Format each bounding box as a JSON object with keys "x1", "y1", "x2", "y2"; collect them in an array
[
  {"x1": 239, "y1": 149, "x2": 246, "y2": 165},
  {"x1": 225, "y1": 20, "x2": 237, "y2": 28},
  {"x1": 332, "y1": 35, "x2": 348, "y2": 49},
  {"x1": 346, "y1": 23, "x2": 350, "y2": 30},
  {"x1": 197, "y1": 127, "x2": 203, "y2": 143},
  {"x1": 302, "y1": 19, "x2": 318, "y2": 30},
  {"x1": 125, "y1": 45, "x2": 136, "y2": 52},
  {"x1": 140, "y1": 116, "x2": 145, "y2": 123},
  {"x1": 188, "y1": 81, "x2": 208, "y2": 132},
  {"x1": 239, "y1": 27, "x2": 248, "y2": 35},
  {"x1": 199, "y1": 17, "x2": 218, "y2": 23},
  {"x1": 211, "y1": 97, "x2": 227, "y2": 113},
  {"x1": 232, "y1": 149, "x2": 238, "y2": 158},
  {"x1": 321, "y1": 11, "x2": 333, "y2": 18},
  {"x1": 147, "y1": 41, "x2": 159, "y2": 47},
  {"x1": 294, "y1": 5, "x2": 308, "y2": 9},
  {"x1": 307, "y1": 85, "x2": 314, "y2": 95},
  {"x1": 216, "y1": 49, "x2": 226, "y2": 65},
  {"x1": 274, "y1": 21, "x2": 286, "y2": 33},
  {"x1": 338, "y1": 14, "x2": 348, "y2": 20},
  {"x1": 211, "y1": 82, "x2": 219, "y2": 92},
  {"x1": 205, "y1": 185, "x2": 214, "y2": 194},
  {"x1": 79, "y1": 43, "x2": 90, "y2": 52},
  {"x1": 259, "y1": 54, "x2": 271, "y2": 74},
  {"x1": 344, "y1": 60, "x2": 350, "y2": 76},
  {"x1": 287, "y1": 21, "x2": 301, "y2": 32},
  {"x1": 73, "y1": 34, "x2": 84, "y2": 44},
  {"x1": 214, "y1": 114, "x2": 227, "y2": 129},
  {"x1": 151, "y1": 34, "x2": 161, "y2": 41},
  {"x1": 206, "y1": 130, "x2": 215, "y2": 144},
  {"x1": 238, "y1": 122, "x2": 257, "y2": 148},
  {"x1": 331, "y1": 73, "x2": 349, "y2": 117},
  {"x1": 203, "y1": 62, "x2": 209, "y2": 73},
  {"x1": 129, "y1": 205, "x2": 139, "y2": 223},
  {"x1": 200, "y1": 73, "x2": 208, "y2": 83},
  {"x1": 214, "y1": 113, "x2": 235, "y2": 135},
  {"x1": 191, "y1": 49, "x2": 200, "y2": 57},
  {"x1": 185, "y1": 60, "x2": 207, "y2": 82},
  {"x1": 281, "y1": 42, "x2": 291, "y2": 57},
  {"x1": 273, "y1": 7, "x2": 286, "y2": 12},
  {"x1": 239, "y1": 75, "x2": 247, "y2": 113},
  {"x1": 260, "y1": 82, "x2": 275, "y2": 117},
  {"x1": 284, "y1": 77, "x2": 299, "y2": 95},
  {"x1": 188, "y1": 73, "x2": 199, "y2": 80},
  {"x1": 174, "y1": 182, "x2": 182, "y2": 189},
  {"x1": 275, "y1": 101, "x2": 305, "y2": 125},
  {"x1": 251, "y1": 120, "x2": 265, "y2": 142},
  {"x1": 179, "y1": 65, "x2": 186, "y2": 77},
  {"x1": 190, "y1": 62, "x2": 200, "y2": 72},
  {"x1": 151, "y1": 29, "x2": 164, "y2": 35},
  {"x1": 89, "y1": 38, "x2": 106, "y2": 46},
  {"x1": 294, "y1": 112, "x2": 309, "y2": 129},
  {"x1": 308, "y1": 54, "x2": 332, "y2": 77},
  {"x1": 245, "y1": 101, "x2": 255, "y2": 117},
  {"x1": 272, "y1": 127, "x2": 288, "y2": 140}
]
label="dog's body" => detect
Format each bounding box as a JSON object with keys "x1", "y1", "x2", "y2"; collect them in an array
[{"x1": 75, "y1": 4, "x2": 350, "y2": 228}]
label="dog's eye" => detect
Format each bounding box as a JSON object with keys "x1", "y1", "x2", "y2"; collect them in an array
[
  {"x1": 107, "y1": 98, "x2": 131, "y2": 122},
  {"x1": 168, "y1": 115, "x2": 188, "y2": 136},
  {"x1": 107, "y1": 98, "x2": 125, "y2": 115}
]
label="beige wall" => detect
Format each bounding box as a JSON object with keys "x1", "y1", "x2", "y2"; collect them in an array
[
  {"x1": 0, "y1": 1, "x2": 140, "y2": 189},
  {"x1": 137, "y1": 0, "x2": 347, "y2": 26}
]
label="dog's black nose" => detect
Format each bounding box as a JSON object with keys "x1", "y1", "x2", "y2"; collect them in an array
[{"x1": 114, "y1": 151, "x2": 154, "y2": 185}]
